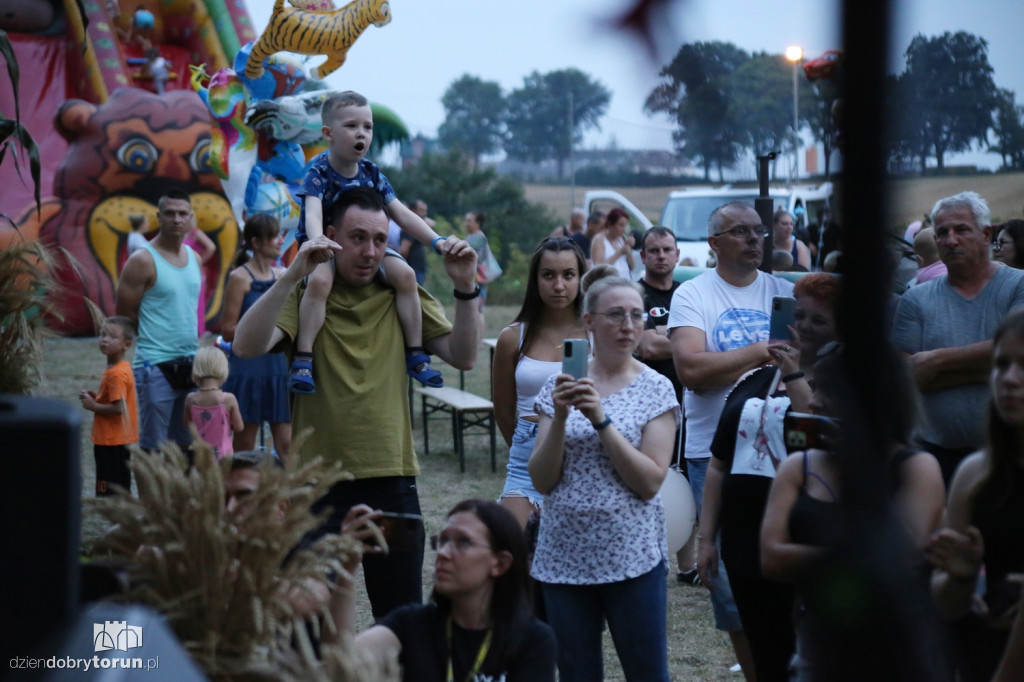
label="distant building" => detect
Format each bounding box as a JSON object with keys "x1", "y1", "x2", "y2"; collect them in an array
[{"x1": 498, "y1": 148, "x2": 690, "y2": 181}]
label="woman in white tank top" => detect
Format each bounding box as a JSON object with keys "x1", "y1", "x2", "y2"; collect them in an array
[
  {"x1": 590, "y1": 207, "x2": 635, "y2": 280},
  {"x1": 492, "y1": 236, "x2": 588, "y2": 528}
]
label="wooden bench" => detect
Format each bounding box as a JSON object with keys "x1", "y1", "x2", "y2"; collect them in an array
[{"x1": 413, "y1": 386, "x2": 496, "y2": 473}]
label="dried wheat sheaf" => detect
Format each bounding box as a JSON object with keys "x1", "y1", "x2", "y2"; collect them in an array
[
  {"x1": 91, "y1": 440, "x2": 398, "y2": 682},
  {"x1": 0, "y1": 241, "x2": 56, "y2": 394}
]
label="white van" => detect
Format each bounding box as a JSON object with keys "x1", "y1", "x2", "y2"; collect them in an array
[{"x1": 584, "y1": 183, "x2": 833, "y2": 268}]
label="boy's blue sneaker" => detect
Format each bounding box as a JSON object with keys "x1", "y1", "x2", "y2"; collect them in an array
[
  {"x1": 406, "y1": 350, "x2": 443, "y2": 388},
  {"x1": 289, "y1": 357, "x2": 316, "y2": 394}
]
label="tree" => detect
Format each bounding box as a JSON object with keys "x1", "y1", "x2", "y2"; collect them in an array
[
  {"x1": 884, "y1": 73, "x2": 927, "y2": 172},
  {"x1": 803, "y1": 77, "x2": 840, "y2": 179},
  {"x1": 505, "y1": 69, "x2": 610, "y2": 177},
  {"x1": 990, "y1": 88, "x2": 1024, "y2": 171},
  {"x1": 644, "y1": 41, "x2": 749, "y2": 181},
  {"x1": 437, "y1": 74, "x2": 506, "y2": 170},
  {"x1": 727, "y1": 53, "x2": 795, "y2": 168},
  {"x1": 901, "y1": 31, "x2": 998, "y2": 170}
]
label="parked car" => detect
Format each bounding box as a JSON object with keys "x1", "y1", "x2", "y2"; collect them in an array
[{"x1": 584, "y1": 183, "x2": 834, "y2": 269}]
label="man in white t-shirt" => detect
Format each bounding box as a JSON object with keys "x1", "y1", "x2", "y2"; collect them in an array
[{"x1": 668, "y1": 201, "x2": 794, "y2": 679}]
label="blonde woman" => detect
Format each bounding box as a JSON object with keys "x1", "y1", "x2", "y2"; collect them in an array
[{"x1": 529, "y1": 264, "x2": 679, "y2": 681}]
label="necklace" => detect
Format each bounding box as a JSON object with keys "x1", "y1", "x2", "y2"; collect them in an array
[{"x1": 540, "y1": 327, "x2": 583, "y2": 350}]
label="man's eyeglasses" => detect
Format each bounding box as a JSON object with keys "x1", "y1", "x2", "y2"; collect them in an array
[
  {"x1": 592, "y1": 308, "x2": 646, "y2": 327},
  {"x1": 713, "y1": 225, "x2": 770, "y2": 240},
  {"x1": 430, "y1": 534, "x2": 488, "y2": 553}
]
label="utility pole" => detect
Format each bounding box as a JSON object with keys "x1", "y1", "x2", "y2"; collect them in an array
[
  {"x1": 785, "y1": 46, "x2": 804, "y2": 186},
  {"x1": 568, "y1": 90, "x2": 575, "y2": 210}
]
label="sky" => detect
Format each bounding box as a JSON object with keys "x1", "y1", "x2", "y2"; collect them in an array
[{"x1": 245, "y1": 0, "x2": 1024, "y2": 171}]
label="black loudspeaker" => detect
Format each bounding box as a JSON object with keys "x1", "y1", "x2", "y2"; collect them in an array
[{"x1": 0, "y1": 397, "x2": 82, "y2": 670}]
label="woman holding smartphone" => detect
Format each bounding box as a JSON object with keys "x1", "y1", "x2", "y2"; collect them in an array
[
  {"x1": 492, "y1": 236, "x2": 588, "y2": 528},
  {"x1": 528, "y1": 264, "x2": 679, "y2": 682},
  {"x1": 760, "y1": 346, "x2": 944, "y2": 680}
]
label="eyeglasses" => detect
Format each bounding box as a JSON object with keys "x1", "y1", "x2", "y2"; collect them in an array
[
  {"x1": 993, "y1": 239, "x2": 1013, "y2": 252},
  {"x1": 430, "y1": 533, "x2": 489, "y2": 553},
  {"x1": 713, "y1": 225, "x2": 770, "y2": 240},
  {"x1": 592, "y1": 308, "x2": 646, "y2": 327}
]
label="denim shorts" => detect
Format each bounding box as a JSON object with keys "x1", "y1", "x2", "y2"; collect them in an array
[
  {"x1": 499, "y1": 417, "x2": 543, "y2": 506},
  {"x1": 687, "y1": 456, "x2": 743, "y2": 632}
]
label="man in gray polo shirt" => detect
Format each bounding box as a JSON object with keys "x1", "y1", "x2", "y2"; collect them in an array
[{"x1": 891, "y1": 191, "x2": 1024, "y2": 483}]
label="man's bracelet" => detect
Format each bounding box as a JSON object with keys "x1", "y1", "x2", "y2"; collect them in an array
[
  {"x1": 432, "y1": 236, "x2": 446, "y2": 254},
  {"x1": 453, "y1": 285, "x2": 481, "y2": 300}
]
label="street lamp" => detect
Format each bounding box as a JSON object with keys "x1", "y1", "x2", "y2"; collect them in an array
[{"x1": 785, "y1": 45, "x2": 803, "y2": 183}]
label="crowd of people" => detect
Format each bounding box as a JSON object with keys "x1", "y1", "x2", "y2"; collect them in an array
[{"x1": 76, "y1": 88, "x2": 1024, "y2": 679}]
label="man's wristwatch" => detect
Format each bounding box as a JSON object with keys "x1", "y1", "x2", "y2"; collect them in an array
[{"x1": 453, "y1": 285, "x2": 481, "y2": 300}]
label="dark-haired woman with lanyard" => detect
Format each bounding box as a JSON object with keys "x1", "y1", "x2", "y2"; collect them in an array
[{"x1": 332, "y1": 500, "x2": 556, "y2": 681}]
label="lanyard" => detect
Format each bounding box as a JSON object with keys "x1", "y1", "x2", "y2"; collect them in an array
[{"x1": 446, "y1": 617, "x2": 492, "y2": 682}]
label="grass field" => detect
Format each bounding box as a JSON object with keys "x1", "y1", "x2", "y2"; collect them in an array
[
  {"x1": 36, "y1": 304, "x2": 738, "y2": 682},
  {"x1": 525, "y1": 172, "x2": 1024, "y2": 228}
]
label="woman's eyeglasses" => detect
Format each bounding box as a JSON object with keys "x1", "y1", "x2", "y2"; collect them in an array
[
  {"x1": 592, "y1": 308, "x2": 646, "y2": 327},
  {"x1": 430, "y1": 534, "x2": 489, "y2": 553}
]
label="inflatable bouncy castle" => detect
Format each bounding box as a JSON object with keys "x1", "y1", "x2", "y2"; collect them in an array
[
  {"x1": 0, "y1": 0, "x2": 256, "y2": 335},
  {"x1": 0, "y1": 0, "x2": 403, "y2": 336}
]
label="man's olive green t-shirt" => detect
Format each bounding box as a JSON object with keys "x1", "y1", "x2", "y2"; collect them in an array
[{"x1": 274, "y1": 279, "x2": 452, "y2": 477}]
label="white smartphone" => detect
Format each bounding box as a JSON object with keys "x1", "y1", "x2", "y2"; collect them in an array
[{"x1": 561, "y1": 338, "x2": 589, "y2": 379}]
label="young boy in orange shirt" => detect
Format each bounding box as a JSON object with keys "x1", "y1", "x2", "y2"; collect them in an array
[{"x1": 80, "y1": 316, "x2": 139, "y2": 496}]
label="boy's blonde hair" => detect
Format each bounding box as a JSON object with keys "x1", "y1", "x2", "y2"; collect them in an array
[
  {"x1": 192, "y1": 346, "x2": 229, "y2": 384},
  {"x1": 103, "y1": 315, "x2": 137, "y2": 342},
  {"x1": 322, "y1": 90, "x2": 368, "y2": 125}
]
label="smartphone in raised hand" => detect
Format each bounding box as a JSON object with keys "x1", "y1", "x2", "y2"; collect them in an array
[
  {"x1": 561, "y1": 338, "x2": 589, "y2": 379},
  {"x1": 374, "y1": 512, "x2": 423, "y2": 553},
  {"x1": 769, "y1": 296, "x2": 797, "y2": 344}
]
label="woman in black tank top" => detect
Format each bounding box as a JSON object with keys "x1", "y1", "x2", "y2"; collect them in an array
[
  {"x1": 930, "y1": 308, "x2": 1024, "y2": 681},
  {"x1": 760, "y1": 348, "x2": 945, "y2": 680}
]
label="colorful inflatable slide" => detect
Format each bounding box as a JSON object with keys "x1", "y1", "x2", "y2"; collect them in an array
[
  {"x1": 1, "y1": 0, "x2": 404, "y2": 336},
  {"x1": 0, "y1": 0, "x2": 257, "y2": 335}
]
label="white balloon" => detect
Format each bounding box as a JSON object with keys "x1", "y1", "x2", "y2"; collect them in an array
[{"x1": 660, "y1": 467, "x2": 697, "y2": 554}]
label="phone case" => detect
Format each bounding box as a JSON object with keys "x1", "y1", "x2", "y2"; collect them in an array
[
  {"x1": 769, "y1": 296, "x2": 797, "y2": 344},
  {"x1": 562, "y1": 338, "x2": 589, "y2": 379}
]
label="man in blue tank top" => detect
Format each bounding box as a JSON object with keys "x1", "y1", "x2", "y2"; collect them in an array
[{"x1": 117, "y1": 189, "x2": 202, "y2": 451}]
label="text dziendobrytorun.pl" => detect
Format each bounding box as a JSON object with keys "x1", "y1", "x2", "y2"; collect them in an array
[{"x1": 9, "y1": 656, "x2": 160, "y2": 671}]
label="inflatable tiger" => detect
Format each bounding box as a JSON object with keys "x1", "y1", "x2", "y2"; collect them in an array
[{"x1": 244, "y1": 0, "x2": 391, "y2": 80}]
